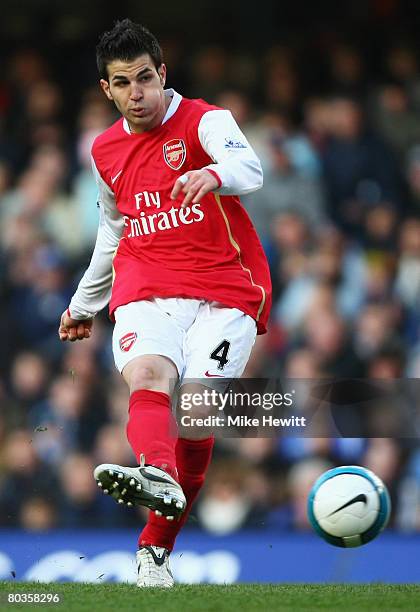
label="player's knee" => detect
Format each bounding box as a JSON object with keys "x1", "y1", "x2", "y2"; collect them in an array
[
  {"x1": 129, "y1": 365, "x2": 160, "y2": 392},
  {"x1": 123, "y1": 355, "x2": 178, "y2": 394}
]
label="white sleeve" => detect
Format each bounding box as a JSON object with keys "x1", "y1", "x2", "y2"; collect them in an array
[
  {"x1": 68, "y1": 157, "x2": 124, "y2": 319},
  {"x1": 197, "y1": 109, "x2": 263, "y2": 195}
]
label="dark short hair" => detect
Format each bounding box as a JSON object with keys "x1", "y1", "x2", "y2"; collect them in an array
[{"x1": 96, "y1": 19, "x2": 163, "y2": 80}]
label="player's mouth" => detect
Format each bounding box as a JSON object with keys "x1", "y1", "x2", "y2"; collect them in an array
[{"x1": 130, "y1": 107, "x2": 147, "y2": 116}]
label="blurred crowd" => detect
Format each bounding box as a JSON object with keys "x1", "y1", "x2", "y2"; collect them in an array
[{"x1": 1, "y1": 32, "x2": 420, "y2": 535}]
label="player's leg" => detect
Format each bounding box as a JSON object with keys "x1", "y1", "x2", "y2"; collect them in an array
[
  {"x1": 173, "y1": 305, "x2": 256, "y2": 537},
  {"x1": 140, "y1": 302, "x2": 256, "y2": 551},
  {"x1": 109, "y1": 298, "x2": 202, "y2": 587},
  {"x1": 94, "y1": 300, "x2": 186, "y2": 520},
  {"x1": 123, "y1": 354, "x2": 179, "y2": 480}
]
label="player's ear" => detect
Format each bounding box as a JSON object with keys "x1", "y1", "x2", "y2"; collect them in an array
[
  {"x1": 100, "y1": 79, "x2": 113, "y2": 101},
  {"x1": 158, "y1": 64, "x2": 166, "y2": 87}
]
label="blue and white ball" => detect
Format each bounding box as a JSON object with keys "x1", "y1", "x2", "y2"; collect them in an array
[{"x1": 307, "y1": 466, "x2": 391, "y2": 547}]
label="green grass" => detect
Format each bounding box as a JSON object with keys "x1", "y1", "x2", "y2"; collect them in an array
[{"x1": 0, "y1": 583, "x2": 419, "y2": 611}]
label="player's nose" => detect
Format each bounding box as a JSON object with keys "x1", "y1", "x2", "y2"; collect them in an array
[{"x1": 129, "y1": 83, "x2": 143, "y2": 100}]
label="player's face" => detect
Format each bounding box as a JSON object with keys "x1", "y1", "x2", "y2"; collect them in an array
[{"x1": 100, "y1": 54, "x2": 167, "y2": 133}]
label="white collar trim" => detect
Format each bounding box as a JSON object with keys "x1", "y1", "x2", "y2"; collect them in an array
[{"x1": 123, "y1": 89, "x2": 182, "y2": 135}]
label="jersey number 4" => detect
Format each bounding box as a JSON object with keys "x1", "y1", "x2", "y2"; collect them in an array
[{"x1": 210, "y1": 340, "x2": 231, "y2": 371}]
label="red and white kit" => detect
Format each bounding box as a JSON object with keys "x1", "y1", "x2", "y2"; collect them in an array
[{"x1": 68, "y1": 89, "x2": 272, "y2": 376}]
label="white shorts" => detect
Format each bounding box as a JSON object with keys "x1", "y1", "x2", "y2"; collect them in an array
[{"x1": 112, "y1": 298, "x2": 256, "y2": 382}]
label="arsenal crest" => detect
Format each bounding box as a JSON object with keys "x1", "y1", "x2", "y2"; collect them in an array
[
  {"x1": 163, "y1": 139, "x2": 186, "y2": 170},
  {"x1": 119, "y1": 332, "x2": 138, "y2": 352}
]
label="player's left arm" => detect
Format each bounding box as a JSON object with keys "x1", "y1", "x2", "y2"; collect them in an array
[{"x1": 171, "y1": 109, "x2": 263, "y2": 207}]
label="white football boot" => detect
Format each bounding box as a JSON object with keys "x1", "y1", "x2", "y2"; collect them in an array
[
  {"x1": 136, "y1": 545, "x2": 174, "y2": 588},
  {"x1": 93, "y1": 455, "x2": 186, "y2": 520}
]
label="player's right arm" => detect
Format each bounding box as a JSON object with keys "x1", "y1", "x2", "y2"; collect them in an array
[{"x1": 59, "y1": 157, "x2": 124, "y2": 342}]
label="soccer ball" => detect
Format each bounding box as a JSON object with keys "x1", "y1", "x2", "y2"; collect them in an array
[{"x1": 307, "y1": 465, "x2": 391, "y2": 547}]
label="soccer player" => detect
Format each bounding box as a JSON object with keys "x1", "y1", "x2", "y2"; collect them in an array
[{"x1": 58, "y1": 19, "x2": 271, "y2": 587}]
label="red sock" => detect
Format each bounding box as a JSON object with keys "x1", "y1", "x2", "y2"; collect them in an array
[
  {"x1": 139, "y1": 436, "x2": 214, "y2": 550},
  {"x1": 126, "y1": 389, "x2": 178, "y2": 479}
]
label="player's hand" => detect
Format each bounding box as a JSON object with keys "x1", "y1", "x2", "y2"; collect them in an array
[
  {"x1": 58, "y1": 310, "x2": 93, "y2": 342},
  {"x1": 171, "y1": 169, "x2": 219, "y2": 208}
]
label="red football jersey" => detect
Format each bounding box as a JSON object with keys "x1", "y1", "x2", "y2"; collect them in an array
[{"x1": 91, "y1": 96, "x2": 272, "y2": 333}]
